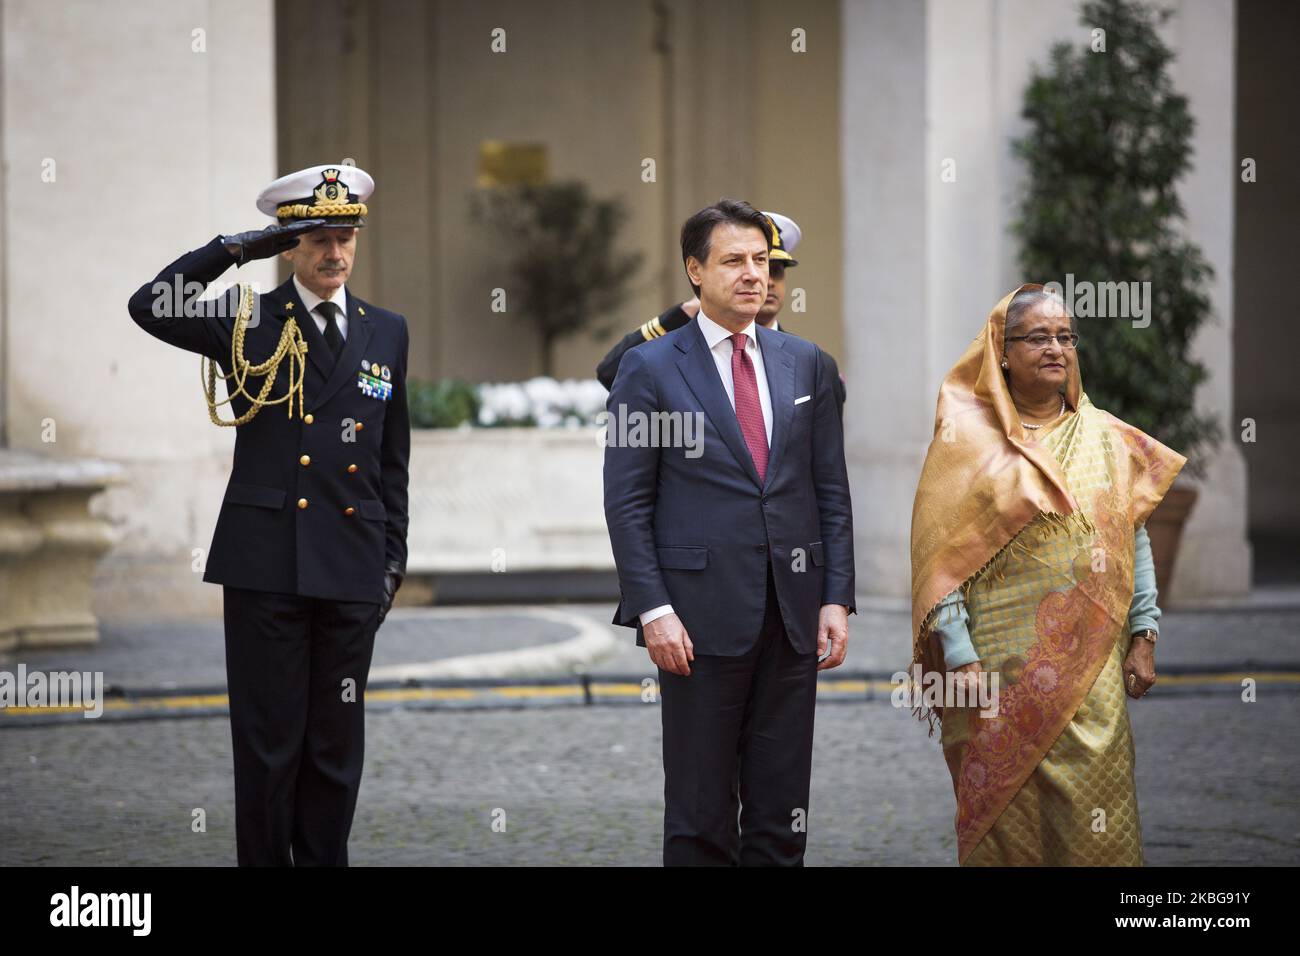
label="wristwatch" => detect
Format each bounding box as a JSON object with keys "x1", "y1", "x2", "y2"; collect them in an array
[{"x1": 1131, "y1": 628, "x2": 1157, "y2": 645}]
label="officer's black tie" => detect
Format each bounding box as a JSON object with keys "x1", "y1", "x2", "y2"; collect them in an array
[{"x1": 315, "y1": 301, "x2": 345, "y2": 364}]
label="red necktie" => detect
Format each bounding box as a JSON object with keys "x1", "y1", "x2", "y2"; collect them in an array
[{"x1": 730, "y1": 332, "x2": 768, "y2": 481}]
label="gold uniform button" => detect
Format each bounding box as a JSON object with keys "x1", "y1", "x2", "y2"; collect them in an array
[
  {"x1": 344, "y1": 506, "x2": 356, "y2": 516},
  {"x1": 347, "y1": 464, "x2": 358, "y2": 473},
  {"x1": 297, "y1": 498, "x2": 308, "y2": 509},
  {"x1": 304, "y1": 413, "x2": 315, "y2": 425},
  {"x1": 299, "y1": 455, "x2": 311, "y2": 466}
]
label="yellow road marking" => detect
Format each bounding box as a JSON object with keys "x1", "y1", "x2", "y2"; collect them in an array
[{"x1": 2, "y1": 672, "x2": 1296, "y2": 720}]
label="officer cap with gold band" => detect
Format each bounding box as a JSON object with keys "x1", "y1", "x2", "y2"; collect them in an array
[
  {"x1": 762, "y1": 211, "x2": 801, "y2": 267},
  {"x1": 256, "y1": 163, "x2": 375, "y2": 228}
]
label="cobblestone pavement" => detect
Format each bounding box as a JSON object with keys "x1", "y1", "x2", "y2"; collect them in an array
[
  {"x1": 2, "y1": 688, "x2": 1296, "y2": 866},
  {"x1": 2, "y1": 599, "x2": 1297, "y2": 865}
]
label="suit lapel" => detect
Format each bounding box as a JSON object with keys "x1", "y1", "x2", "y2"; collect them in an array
[
  {"x1": 309, "y1": 289, "x2": 373, "y2": 411},
  {"x1": 263, "y1": 280, "x2": 374, "y2": 410},
  {"x1": 756, "y1": 324, "x2": 794, "y2": 491},
  {"x1": 265, "y1": 278, "x2": 335, "y2": 381},
  {"x1": 675, "y1": 318, "x2": 763, "y2": 491}
]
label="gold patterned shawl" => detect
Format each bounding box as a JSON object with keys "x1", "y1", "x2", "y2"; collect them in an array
[
  {"x1": 908, "y1": 284, "x2": 1187, "y2": 862},
  {"x1": 911, "y1": 286, "x2": 1080, "y2": 695}
]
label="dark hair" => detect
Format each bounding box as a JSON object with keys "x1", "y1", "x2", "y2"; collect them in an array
[{"x1": 680, "y1": 199, "x2": 772, "y2": 296}]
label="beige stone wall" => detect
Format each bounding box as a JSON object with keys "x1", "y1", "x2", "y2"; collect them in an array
[
  {"x1": 1, "y1": 0, "x2": 279, "y2": 618},
  {"x1": 275, "y1": 0, "x2": 845, "y2": 385},
  {"x1": 0, "y1": 0, "x2": 1264, "y2": 619}
]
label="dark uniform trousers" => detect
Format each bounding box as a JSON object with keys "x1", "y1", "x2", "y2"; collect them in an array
[
  {"x1": 223, "y1": 586, "x2": 380, "y2": 866},
  {"x1": 656, "y1": 560, "x2": 819, "y2": 866}
]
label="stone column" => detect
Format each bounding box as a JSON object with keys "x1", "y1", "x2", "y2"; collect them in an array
[
  {"x1": 841, "y1": 0, "x2": 931, "y2": 601},
  {"x1": 0, "y1": 452, "x2": 124, "y2": 650},
  {"x1": 0, "y1": 0, "x2": 279, "y2": 619},
  {"x1": 840, "y1": 0, "x2": 1247, "y2": 600}
]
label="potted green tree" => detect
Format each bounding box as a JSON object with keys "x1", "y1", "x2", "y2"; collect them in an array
[
  {"x1": 471, "y1": 180, "x2": 640, "y2": 377},
  {"x1": 1011, "y1": 0, "x2": 1221, "y2": 594}
]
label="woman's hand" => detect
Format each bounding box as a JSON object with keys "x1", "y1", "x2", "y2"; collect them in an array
[
  {"x1": 1123, "y1": 636, "x2": 1156, "y2": 699},
  {"x1": 952, "y1": 660, "x2": 982, "y2": 699}
]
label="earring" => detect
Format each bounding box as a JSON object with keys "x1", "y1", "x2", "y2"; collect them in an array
[{"x1": 1001, "y1": 360, "x2": 1008, "y2": 369}]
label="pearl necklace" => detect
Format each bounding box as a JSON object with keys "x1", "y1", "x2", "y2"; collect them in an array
[{"x1": 1020, "y1": 396, "x2": 1066, "y2": 430}]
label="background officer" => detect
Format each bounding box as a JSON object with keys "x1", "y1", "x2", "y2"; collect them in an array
[
  {"x1": 596, "y1": 210, "x2": 847, "y2": 414},
  {"x1": 127, "y1": 164, "x2": 411, "y2": 866}
]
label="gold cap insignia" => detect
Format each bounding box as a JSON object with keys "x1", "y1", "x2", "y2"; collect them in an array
[{"x1": 314, "y1": 168, "x2": 353, "y2": 207}]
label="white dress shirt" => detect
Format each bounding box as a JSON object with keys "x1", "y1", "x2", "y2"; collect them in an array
[
  {"x1": 640, "y1": 309, "x2": 773, "y2": 628},
  {"x1": 293, "y1": 274, "x2": 348, "y2": 340},
  {"x1": 694, "y1": 308, "x2": 774, "y2": 445}
]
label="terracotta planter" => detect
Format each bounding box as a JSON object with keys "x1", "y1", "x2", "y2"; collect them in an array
[{"x1": 1144, "y1": 485, "x2": 1198, "y2": 598}]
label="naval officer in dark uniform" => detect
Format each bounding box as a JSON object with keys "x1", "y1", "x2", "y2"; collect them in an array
[
  {"x1": 596, "y1": 211, "x2": 847, "y2": 415},
  {"x1": 127, "y1": 164, "x2": 410, "y2": 866}
]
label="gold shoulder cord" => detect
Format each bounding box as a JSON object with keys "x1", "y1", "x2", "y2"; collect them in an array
[{"x1": 202, "y1": 283, "x2": 309, "y2": 426}]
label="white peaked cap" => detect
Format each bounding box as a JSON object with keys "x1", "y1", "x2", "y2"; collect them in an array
[
  {"x1": 761, "y1": 210, "x2": 802, "y2": 263},
  {"x1": 256, "y1": 164, "x2": 375, "y2": 225}
]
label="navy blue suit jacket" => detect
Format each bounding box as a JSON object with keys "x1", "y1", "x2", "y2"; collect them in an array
[
  {"x1": 603, "y1": 316, "x2": 855, "y2": 656},
  {"x1": 127, "y1": 237, "x2": 410, "y2": 604}
]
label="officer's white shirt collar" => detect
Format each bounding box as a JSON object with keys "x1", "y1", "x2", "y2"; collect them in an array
[{"x1": 293, "y1": 274, "x2": 348, "y2": 338}]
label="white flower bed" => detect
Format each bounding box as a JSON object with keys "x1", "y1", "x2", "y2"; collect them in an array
[{"x1": 476, "y1": 377, "x2": 608, "y2": 428}]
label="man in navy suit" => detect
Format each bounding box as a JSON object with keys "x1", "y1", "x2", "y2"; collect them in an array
[
  {"x1": 127, "y1": 165, "x2": 410, "y2": 866},
  {"x1": 603, "y1": 199, "x2": 855, "y2": 865}
]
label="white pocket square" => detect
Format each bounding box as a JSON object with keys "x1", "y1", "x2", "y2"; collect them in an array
[{"x1": 794, "y1": 395, "x2": 811, "y2": 405}]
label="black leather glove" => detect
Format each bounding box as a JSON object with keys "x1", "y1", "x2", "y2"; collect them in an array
[
  {"x1": 377, "y1": 561, "x2": 404, "y2": 627},
  {"x1": 221, "y1": 219, "x2": 327, "y2": 265}
]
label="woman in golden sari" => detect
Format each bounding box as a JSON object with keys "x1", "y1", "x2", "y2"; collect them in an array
[{"x1": 909, "y1": 284, "x2": 1185, "y2": 866}]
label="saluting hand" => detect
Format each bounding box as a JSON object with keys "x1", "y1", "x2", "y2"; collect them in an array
[{"x1": 222, "y1": 219, "x2": 327, "y2": 264}]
